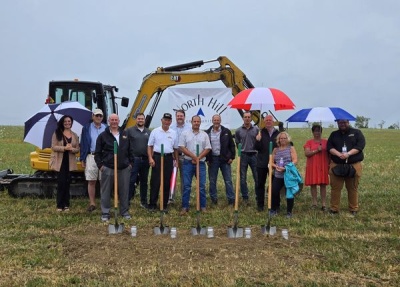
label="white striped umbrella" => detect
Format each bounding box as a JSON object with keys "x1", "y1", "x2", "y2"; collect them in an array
[
  {"x1": 24, "y1": 101, "x2": 92, "y2": 148},
  {"x1": 228, "y1": 88, "x2": 295, "y2": 112},
  {"x1": 286, "y1": 107, "x2": 356, "y2": 123}
]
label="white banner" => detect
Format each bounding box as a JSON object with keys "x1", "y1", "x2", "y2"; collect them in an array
[{"x1": 168, "y1": 88, "x2": 233, "y2": 129}]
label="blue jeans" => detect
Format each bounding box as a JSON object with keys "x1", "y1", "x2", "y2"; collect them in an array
[
  {"x1": 182, "y1": 159, "x2": 206, "y2": 209},
  {"x1": 208, "y1": 156, "x2": 234, "y2": 202},
  {"x1": 240, "y1": 153, "x2": 258, "y2": 199},
  {"x1": 129, "y1": 157, "x2": 150, "y2": 204}
]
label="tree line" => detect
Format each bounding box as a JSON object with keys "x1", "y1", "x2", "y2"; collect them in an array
[{"x1": 354, "y1": 116, "x2": 399, "y2": 129}]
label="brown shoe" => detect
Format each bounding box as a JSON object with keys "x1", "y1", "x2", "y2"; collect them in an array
[
  {"x1": 180, "y1": 208, "x2": 188, "y2": 216},
  {"x1": 87, "y1": 205, "x2": 96, "y2": 212}
]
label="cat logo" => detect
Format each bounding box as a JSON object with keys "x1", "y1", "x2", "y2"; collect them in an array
[{"x1": 171, "y1": 75, "x2": 181, "y2": 82}]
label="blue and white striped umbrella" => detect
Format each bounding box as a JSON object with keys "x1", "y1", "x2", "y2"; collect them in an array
[
  {"x1": 24, "y1": 101, "x2": 92, "y2": 149},
  {"x1": 286, "y1": 107, "x2": 356, "y2": 123}
]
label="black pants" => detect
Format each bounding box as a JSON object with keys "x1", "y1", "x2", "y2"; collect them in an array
[
  {"x1": 57, "y1": 153, "x2": 70, "y2": 209},
  {"x1": 271, "y1": 176, "x2": 294, "y2": 213},
  {"x1": 256, "y1": 167, "x2": 269, "y2": 208},
  {"x1": 149, "y1": 154, "x2": 173, "y2": 209}
]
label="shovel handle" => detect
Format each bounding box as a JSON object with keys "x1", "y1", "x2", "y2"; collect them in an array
[
  {"x1": 196, "y1": 144, "x2": 200, "y2": 212},
  {"x1": 160, "y1": 144, "x2": 164, "y2": 211},
  {"x1": 234, "y1": 144, "x2": 241, "y2": 211},
  {"x1": 114, "y1": 141, "x2": 118, "y2": 208},
  {"x1": 267, "y1": 141, "x2": 273, "y2": 210}
]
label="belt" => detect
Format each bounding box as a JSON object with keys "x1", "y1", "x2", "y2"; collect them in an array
[
  {"x1": 154, "y1": 152, "x2": 173, "y2": 156},
  {"x1": 242, "y1": 151, "x2": 257, "y2": 155},
  {"x1": 134, "y1": 155, "x2": 148, "y2": 159},
  {"x1": 212, "y1": 154, "x2": 220, "y2": 157},
  {"x1": 90, "y1": 152, "x2": 95, "y2": 155}
]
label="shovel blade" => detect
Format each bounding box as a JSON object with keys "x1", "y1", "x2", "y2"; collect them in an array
[
  {"x1": 228, "y1": 226, "x2": 244, "y2": 238},
  {"x1": 108, "y1": 223, "x2": 124, "y2": 234},
  {"x1": 191, "y1": 226, "x2": 207, "y2": 236},
  {"x1": 261, "y1": 225, "x2": 276, "y2": 235},
  {"x1": 154, "y1": 225, "x2": 170, "y2": 235},
  {"x1": 261, "y1": 225, "x2": 269, "y2": 234}
]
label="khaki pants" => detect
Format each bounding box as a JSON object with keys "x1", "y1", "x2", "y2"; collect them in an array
[{"x1": 329, "y1": 161, "x2": 362, "y2": 212}]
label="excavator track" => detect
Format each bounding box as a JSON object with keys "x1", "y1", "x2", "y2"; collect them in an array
[{"x1": 5, "y1": 171, "x2": 87, "y2": 198}]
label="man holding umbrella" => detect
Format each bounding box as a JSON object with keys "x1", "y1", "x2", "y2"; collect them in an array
[
  {"x1": 327, "y1": 119, "x2": 366, "y2": 216},
  {"x1": 254, "y1": 115, "x2": 279, "y2": 211}
]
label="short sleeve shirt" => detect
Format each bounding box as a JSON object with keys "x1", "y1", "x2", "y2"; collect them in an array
[
  {"x1": 148, "y1": 126, "x2": 178, "y2": 153},
  {"x1": 179, "y1": 129, "x2": 211, "y2": 161}
]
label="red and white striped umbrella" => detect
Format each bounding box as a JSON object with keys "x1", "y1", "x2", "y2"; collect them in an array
[{"x1": 228, "y1": 88, "x2": 295, "y2": 111}]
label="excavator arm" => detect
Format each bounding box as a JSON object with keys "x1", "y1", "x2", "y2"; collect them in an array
[{"x1": 123, "y1": 56, "x2": 270, "y2": 129}]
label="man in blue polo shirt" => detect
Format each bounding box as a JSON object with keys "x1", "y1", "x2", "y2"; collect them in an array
[{"x1": 80, "y1": 109, "x2": 107, "y2": 212}]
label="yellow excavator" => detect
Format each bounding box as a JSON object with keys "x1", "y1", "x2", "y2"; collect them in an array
[
  {"x1": 1, "y1": 56, "x2": 279, "y2": 197},
  {"x1": 122, "y1": 56, "x2": 259, "y2": 129},
  {"x1": 1, "y1": 80, "x2": 129, "y2": 197}
]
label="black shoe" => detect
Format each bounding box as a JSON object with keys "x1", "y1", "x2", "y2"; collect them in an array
[
  {"x1": 228, "y1": 199, "x2": 235, "y2": 206},
  {"x1": 242, "y1": 198, "x2": 249, "y2": 206},
  {"x1": 321, "y1": 206, "x2": 327, "y2": 212},
  {"x1": 211, "y1": 198, "x2": 218, "y2": 205},
  {"x1": 148, "y1": 205, "x2": 156, "y2": 212},
  {"x1": 257, "y1": 206, "x2": 264, "y2": 212},
  {"x1": 140, "y1": 202, "x2": 148, "y2": 209},
  {"x1": 269, "y1": 210, "x2": 278, "y2": 217},
  {"x1": 329, "y1": 209, "x2": 339, "y2": 215},
  {"x1": 350, "y1": 211, "x2": 357, "y2": 216},
  {"x1": 101, "y1": 213, "x2": 110, "y2": 222}
]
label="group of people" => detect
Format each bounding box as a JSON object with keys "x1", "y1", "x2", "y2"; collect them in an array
[
  {"x1": 49, "y1": 108, "x2": 366, "y2": 221},
  {"x1": 303, "y1": 120, "x2": 366, "y2": 216}
]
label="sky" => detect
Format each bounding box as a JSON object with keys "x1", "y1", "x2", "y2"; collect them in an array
[{"x1": 1, "y1": 0, "x2": 399, "y2": 129}]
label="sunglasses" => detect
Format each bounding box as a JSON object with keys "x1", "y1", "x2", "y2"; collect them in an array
[{"x1": 95, "y1": 114, "x2": 103, "y2": 118}]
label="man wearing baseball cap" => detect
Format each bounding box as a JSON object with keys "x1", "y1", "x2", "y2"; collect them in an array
[
  {"x1": 147, "y1": 113, "x2": 179, "y2": 212},
  {"x1": 80, "y1": 108, "x2": 107, "y2": 212}
]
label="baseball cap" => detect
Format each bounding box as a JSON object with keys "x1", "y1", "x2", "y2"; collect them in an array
[
  {"x1": 93, "y1": 109, "x2": 103, "y2": 116},
  {"x1": 163, "y1": 113, "x2": 172, "y2": 120}
]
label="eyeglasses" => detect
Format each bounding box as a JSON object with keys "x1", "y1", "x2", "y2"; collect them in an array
[{"x1": 95, "y1": 114, "x2": 103, "y2": 118}]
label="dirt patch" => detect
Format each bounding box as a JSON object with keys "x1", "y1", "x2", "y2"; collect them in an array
[
  {"x1": 57, "y1": 223, "x2": 388, "y2": 286},
  {"x1": 60, "y1": 224, "x2": 304, "y2": 285}
]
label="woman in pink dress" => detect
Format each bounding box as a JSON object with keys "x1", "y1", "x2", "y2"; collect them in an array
[{"x1": 303, "y1": 124, "x2": 329, "y2": 211}]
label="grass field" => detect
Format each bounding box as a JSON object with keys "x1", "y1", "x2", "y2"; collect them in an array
[{"x1": 0, "y1": 125, "x2": 399, "y2": 287}]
